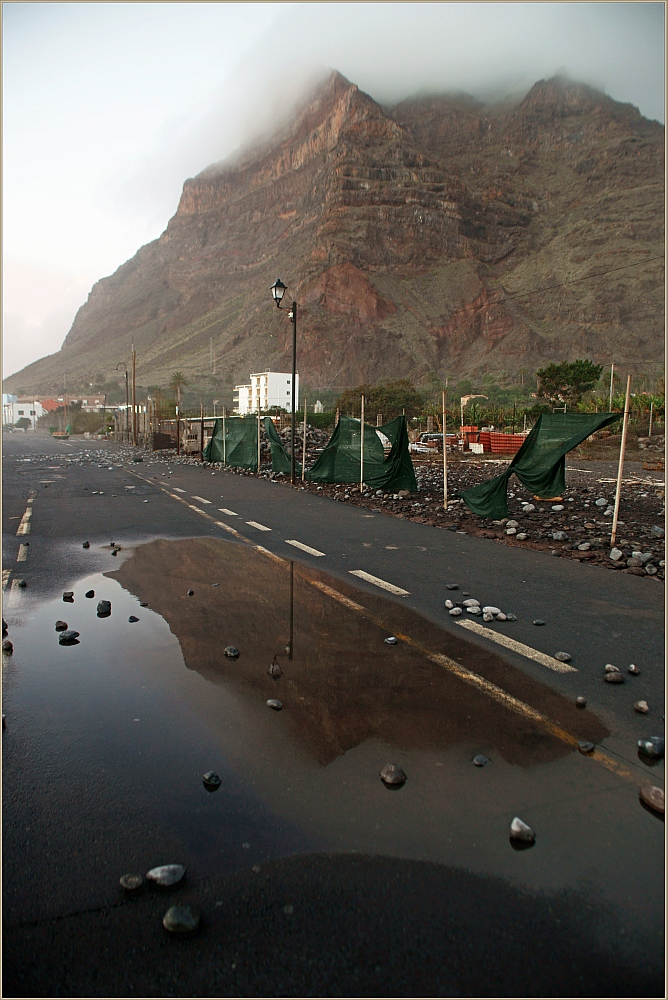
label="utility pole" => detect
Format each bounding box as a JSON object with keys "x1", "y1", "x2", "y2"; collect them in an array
[
  {"x1": 200, "y1": 402, "x2": 204, "y2": 460},
  {"x1": 302, "y1": 396, "x2": 307, "y2": 482},
  {"x1": 360, "y1": 394, "x2": 365, "y2": 494},
  {"x1": 442, "y1": 390, "x2": 448, "y2": 511},
  {"x1": 131, "y1": 347, "x2": 137, "y2": 446},
  {"x1": 611, "y1": 374, "x2": 632, "y2": 546}
]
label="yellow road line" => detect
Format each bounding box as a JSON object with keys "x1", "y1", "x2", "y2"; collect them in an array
[{"x1": 457, "y1": 619, "x2": 578, "y2": 673}]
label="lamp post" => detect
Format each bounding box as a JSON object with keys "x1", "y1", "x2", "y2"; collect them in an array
[
  {"x1": 270, "y1": 279, "x2": 298, "y2": 484},
  {"x1": 115, "y1": 363, "x2": 129, "y2": 443}
]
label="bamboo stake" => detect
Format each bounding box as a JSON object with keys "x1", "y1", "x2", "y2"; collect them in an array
[
  {"x1": 301, "y1": 397, "x2": 307, "y2": 482},
  {"x1": 442, "y1": 390, "x2": 448, "y2": 510},
  {"x1": 608, "y1": 364, "x2": 614, "y2": 411},
  {"x1": 648, "y1": 400, "x2": 654, "y2": 437},
  {"x1": 257, "y1": 409, "x2": 261, "y2": 473},
  {"x1": 611, "y1": 374, "x2": 632, "y2": 546},
  {"x1": 222, "y1": 410, "x2": 226, "y2": 466},
  {"x1": 360, "y1": 394, "x2": 365, "y2": 493}
]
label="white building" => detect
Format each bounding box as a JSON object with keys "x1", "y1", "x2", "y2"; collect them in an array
[
  {"x1": 233, "y1": 371, "x2": 299, "y2": 415},
  {"x1": 314, "y1": 399, "x2": 324, "y2": 413},
  {"x1": 5, "y1": 397, "x2": 47, "y2": 429}
]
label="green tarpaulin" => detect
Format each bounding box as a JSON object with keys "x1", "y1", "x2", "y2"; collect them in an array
[
  {"x1": 264, "y1": 417, "x2": 301, "y2": 475},
  {"x1": 306, "y1": 415, "x2": 417, "y2": 492},
  {"x1": 458, "y1": 412, "x2": 622, "y2": 519},
  {"x1": 203, "y1": 416, "x2": 258, "y2": 470}
]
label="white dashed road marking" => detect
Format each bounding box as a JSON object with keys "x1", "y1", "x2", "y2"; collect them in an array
[
  {"x1": 285, "y1": 539, "x2": 326, "y2": 557},
  {"x1": 2, "y1": 569, "x2": 12, "y2": 590},
  {"x1": 348, "y1": 570, "x2": 409, "y2": 596},
  {"x1": 17, "y1": 544, "x2": 29, "y2": 563},
  {"x1": 218, "y1": 509, "x2": 238, "y2": 516},
  {"x1": 456, "y1": 619, "x2": 578, "y2": 673},
  {"x1": 246, "y1": 521, "x2": 272, "y2": 532},
  {"x1": 173, "y1": 487, "x2": 186, "y2": 493},
  {"x1": 192, "y1": 496, "x2": 212, "y2": 504}
]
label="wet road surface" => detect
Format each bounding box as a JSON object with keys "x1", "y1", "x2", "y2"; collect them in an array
[{"x1": 3, "y1": 433, "x2": 664, "y2": 996}]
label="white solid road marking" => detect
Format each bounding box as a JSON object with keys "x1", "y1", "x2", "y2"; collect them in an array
[
  {"x1": 349, "y1": 570, "x2": 410, "y2": 596},
  {"x1": 17, "y1": 544, "x2": 29, "y2": 563},
  {"x1": 188, "y1": 505, "x2": 209, "y2": 515},
  {"x1": 285, "y1": 539, "x2": 326, "y2": 557},
  {"x1": 218, "y1": 508, "x2": 238, "y2": 516},
  {"x1": 246, "y1": 521, "x2": 272, "y2": 531},
  {"x1": 456, "y1": 619, "x2": 578, "y2": 673},
  {"x1": 192, "y1": 496, "x2": 212, "y2": 504}
]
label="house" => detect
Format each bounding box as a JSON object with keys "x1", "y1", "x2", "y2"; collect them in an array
[{"x1": 233, "y1": 371, "x2": 299, "y2": 415}]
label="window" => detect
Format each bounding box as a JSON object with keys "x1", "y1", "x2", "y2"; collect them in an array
[
  {"x1": 30, "y1": 410, "x2": 35, "y2": 416},
  {"x1": 18, "y1": 410, "x2": 24, "y2": 415}
]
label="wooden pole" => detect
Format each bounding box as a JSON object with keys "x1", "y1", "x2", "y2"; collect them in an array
[
  {"x1": 257, "y1": 409, "x2": 261, "y2": 473},
  {"x1": 222, "y1": 409, "x2": 226, "y2": 466},
  {"x1": 301, "y1": 396, "x2": 307, "y2": 482},
  {"x1": 360, "y1": 394, "x2": 365, "y2": 493},
  {"x1": 648, "y1": 400, "x2": 654, "y2": 437},
  {"x1": 131, "y1": 347, "x2": 137, "y2": 446},
  {"x1": 611, "y1": 374, "x2": 632, "y2": 546},
  {"x1": 442, "y1": 390, "x2": 448, "y2": 511},
  {"x1": 200, "y1": 403, "x2": 204, "y2": 460},
  {"x1": 609, "y1": 363, "x2": 614, "y2": 411}
]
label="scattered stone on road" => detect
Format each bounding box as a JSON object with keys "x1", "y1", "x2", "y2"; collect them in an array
[
  {"x1": 203, "y1": 771, "x2": 222, "y2": 790},
  {"x1": 628, "y1": 664, "x2": 640, "y2": 674},
  {"x1": 146, "y1": 864, "x2": 186, "y2": 888},
  {"x1": 163, "y1": 905, "x2": 201, "y2": 934},
  {"x1": 604, "y1": 671, "x2": 624, "y2": 684},
  {"x1": 638, "y1": 737, "x2": 664, "y2": 760},
  {"x1": 609, "y1": 548, "x2": 623, "y2": 561},
  {"x1": 533, "y1": 619, "x2": 545, "y2": 626},
  {"x1": 62, "y1": 591, "x2": 74, "y2": 600},
  {"x1": 119, "y1": 874, "x2": 143, "y2": 893},
  {"x1": 639, "y1": 785, "x2": 665, "y2": 814},
  {"x1": 266, "y1": 699, "x2": 283, "y2": 710},
  {"x1": 448, "y1": 607, "x2": 462, "y2": 616},
  {"x1": 380, "y1": 764, "x2": 407, "y2": 786},
  {"x1": 509, "y1": 817, "x2": 535, "y2": 842},
  {"x1": 445, "y1": 584, "x2": 459, "y2": 590},
  {"x1": 55, "y1": 621, "x2": 68, "y2": 631},
  {"x1": 578, "y1": 741, "x2": 595, "y2": 754},
  {"x1": 82, "y1": 541, "x2": 90, "y2": 548},
  {"x1": 634, "y1": 700, "x2": 649, "y2": 713},
  {"x1": 2, "y1": 639, "x2": 13, "y2": 653},
  {"x1": 472, "y1": 754, "x2": 490, "y2": 767},
  {"x1": 187, "y1": 589, "x2": 194, "y2": 596},
  {"x1": 384, "y1": 636, "x2": 398, "y2": 645},
  {"x1": 128, "y1": 616, "x2": 139, "y2": 623},
  {"x1": 58, "y1": 630, "x2": 80, "y2": 644},
  {"x1": 224, "y1": 646, "x2": 239, "y2": 659},
  {"x1": 576, "y1": 696, "x2": 587, "y2": 707},
  {"x1": 554, "y1": 652, "x2": 572, "y2": 662}
]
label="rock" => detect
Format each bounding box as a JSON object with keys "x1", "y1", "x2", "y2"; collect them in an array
[
  {"x1": 467, "y1": 606, "x2": 482, "y2": 615},
  {"x1": 55, "y1": 621, "x2": 68, "y2": 631},
  {"x1": 577, "y1": 542, "x2": 591, "y2": 551},
  {"x1": 533, "y1": 619, "x2": 545, "y2": 626},
  {"x1": 551, "y1": 505, "x2": 564, "y2": 511},
  {"x1": 380, "y1": 763, "x2": 407, "y2": 786},
  {"x1": 509, "y1": 817, "x2": 535, "y2": 842},
  {"x1": 634, "y1": 700, "x2": 649, "y2": 713},
  {"x1": 119, "y1": 873, "x2": 143, "y2": 893},
  {"x1": 609, "y1": 548, "x2": 623, "y2": 561},
  {"x1": 448, "y1": 607, "x2": 462, "y2": 616},
  {"x1": 604, "y1": 671, "x2": 624, "y2": 684},
  {"x1": 506, "y1": 520, "x2": 519, "y2": 528},
  {"x1": 496, "y1": 612, "x2": 507, "y2": 621},
  {"x1": 554, "y1": 652, "x2": 571, "y2": 662},
  {"x1": 552, "y1": 531, "x2": 568, "y2": 541},
  {"x1": 462, "y1": 599, "x2": 480, "y2": 606},
  {"x1": 472, "y1": 754, "x2": 490, "y2": 766},
  {"x1": 516, "y1": 533, "x2": 528, "y2": 540},
  {"x1": 578, "y1": 740, "x2": 595, "y2": 754},
  {"x1": 506, "y1": 613, "x2": 517, "y2": 621},
  {"x1": 521, "y1": 504, "x2": 535, "y2": 513},
  {"x1": 140, "y1": 602, "x2": 149, "y2": 607},
  {"x1": 482, "y1": 612, "x2": 494, "y2": 621},
  {"x1": 595, "y1": 498, "x2": 608, "y2": 507},
  {"x1": 639, "y1": 785, "x2": 665, "y2": 814},
  {"x1": 397, "y1": 490, "x2": 411, "y2": 499},
  {"x1": 482, "y1": 606, "x2": 501, "y2": 615},
  {"x1": 650, "y1": 525, "x2": 665, "y2": 538},
  {"x1": 2, "y1": 639, "x2": 13, "y2": 653},
  {"x1": 266, "y1": 699, "x2": 283, "y2": 710},
  {"x1": 445, "y1": 584, "x2": 459, "y2": 590},
  {"x1": 187, "y1": 589, "x2": 194, "y2": 596},
  {"x1": 268, "y1": 660, "x2": 282, "y2": 678},
  {"x1": 63, "y1": 591, "x2": 74, "y2": 599},
  {"x1": 626, "y1": 557, "x2": 643, "y2": 568},
  {"x1": 203, "y1": 771, "x2": 222, "y2": 790},
  {"x1": 384, "y1": 636, "x2": 398, "y2": 645},
  {"x1": 444, "y1": 599, "x2": 454, "y2": 609},
  {"x1": 604, "y1": 664, "x2": 620, "y2": 673},
  {"x1": 638, "y1": 736, "x2": 664, "y2": 759},
  {"x1": 146, "y1": 864, "x2": 186, "y2": 888},
  {"x1": 128, "y1": 616, "x2": 140, "y2": 623},
  {"x1": 506, "y1": 527, "x2": 517, "y2": 535},
  {"x1": 1, "y1": 620, "x2": 6, "y2": 633},
  {"x1": 576, "y1": 696, "x2": 587, "y2": 707},
  {"x1": 628, "y1": 664, "x2": 640, "y2": 674},
  {"x1": 224, "y1": 646, "x2": 239, "y2": 659},
  {"x1": 82, "y1": 541, "x2": 90, "y2": 548},
  {"x1": 58, "y1": 630, "x2": 80, "y2": 644},
  {"x1": 97, "y1": 600, "x2": 111, "y2": 617},
  {"x1": 646, "y1": 565, "x2": 658, "y2": 575},
  {"x1": 85, "y1": 590, "x2": 95, "y2": 598},
  {"x1": 162, "y1": 905, "x2": 200, "y2": 934}
]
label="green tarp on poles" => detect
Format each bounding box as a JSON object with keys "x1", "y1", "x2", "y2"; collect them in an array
[
  {"x1": 264, "y1": 414, "x2": 416, "y2": 492},
  {"x1": 458, "y1": 412, "x2": 622, "y2": 519},
  {"x1": 203, "y1": 416, "x2": 257, "y2": 470}
]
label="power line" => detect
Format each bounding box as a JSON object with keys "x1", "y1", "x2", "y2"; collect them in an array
[{"x1": 500, "y1": 254, "x2": 665, "y2": 302}]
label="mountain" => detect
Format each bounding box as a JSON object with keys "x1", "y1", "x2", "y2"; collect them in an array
[{"x1": 5, "y1": 72, "x2": 663, "y2": 395}]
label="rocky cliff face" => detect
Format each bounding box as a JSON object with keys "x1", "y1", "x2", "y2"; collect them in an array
[{"x1": 7, "y1": 72, "x2": 663, "y2": 394}]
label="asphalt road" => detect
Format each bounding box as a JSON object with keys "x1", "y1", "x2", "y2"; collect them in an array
[{"x1": 3, "y1": 431, "x2": 664, "y2": 997}]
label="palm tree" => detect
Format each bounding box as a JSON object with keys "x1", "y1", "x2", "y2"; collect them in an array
[{"x1": 169, "y1": 372, "x2": 188, "y2": 409}]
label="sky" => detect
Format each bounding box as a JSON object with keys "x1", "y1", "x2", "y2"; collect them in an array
[{"x1": 3, "y1": 1, "x2": 665, "y2": 379}]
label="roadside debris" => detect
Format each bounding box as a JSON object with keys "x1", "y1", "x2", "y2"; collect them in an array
[
  {"x1": 639, "y1": 785, "x2": 665, "y2": 814},
  {"x1": 62, "y1": 591, "x2": 74, "y2": 601},
  {"x1": 203, "y1": 771, "x2": 222, "y2": 790},
  {"x1": 634, "y1": 701, "x2": 649, "y2": 713},
  {"x1": 472, "y1": 754, "x2": 490, "y2": 766},
  {"x1": 576, "y1": 696, "x2": 587, "y2": 707},
  {"x1": 119, "y1": 874, "x2": 143, "y2": 893},
  {"x1": 146, "y1": 864, "x2": 186, "y2": 888},
  {"x1": 224, "y1": 646, "x2": 239, "y2": 659},
  {"x1": 380, "y1": 764, "x2": 407, "y2": 786},
  {"x1": 509, "y1": 817, "x2": 535, "y2": 843},
  {"x1": 58, "y1": 630, "x2": 80, "y2": 644},
  {"x1": 384, "y1": 636, "x2": 398, "y2": 645},
  {"x1": 266, "y1": 699, "x2": 283, "y2": 710},
  {"x1": 82, "y1": 541, "x2": 90, "y2": 548},
  {"x1": 55, "y1": 621, "x2": 68, "y2": 631},
  {"x1": 163, "y1": 905, "x2": 200, "y2": 934},
  {"x1": 628, "y1": 664, "x2": 641, "y2": 674},
  {"x1": 128, "y1": 616, "x2": 139, "y2": 623},
  {"x1": 638, "y1": 737, "x2": 664, "y2": 760},
  {"x1": 2, "y1": 639, "x2": 13, "y2": 653},
  {"x1": 554, "y1": 652, "x2": 572, "y2": 662},
  {"x1": 85, "y1": 590, "x2": 95, "y2": 598},
  {"x1": 578, "y1": 741, "x2": 595, "y2": 754},
  {"x1": 97, "y1": 600, "x2": 111, "y2": 617}
]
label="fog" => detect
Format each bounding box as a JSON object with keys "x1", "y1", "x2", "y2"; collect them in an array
[{"x1": 3, "y1": 2, "x2": 664, "y2": 378}]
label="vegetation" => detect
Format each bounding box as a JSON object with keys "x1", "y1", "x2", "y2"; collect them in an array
[
  {"x1": 337, "y1": 379, "x2": 425, "y2": 420},
  {"x1": 535, "y1": 360, "x2": 603, "y2": 405}
]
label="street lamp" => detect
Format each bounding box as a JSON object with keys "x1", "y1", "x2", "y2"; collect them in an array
[
  {"x1": 270, "y1": 278, "x2": 297, "y2": 484},
  {"x1": 115, "y1": 363, "x2": 129, "y2": 443},
  {"x1": 213, "y1": 399, "x2": 219, "y2": 418}
]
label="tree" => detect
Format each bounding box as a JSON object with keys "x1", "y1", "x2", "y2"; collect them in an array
[
  {"x1": 169, "y1": 371, "x2": 188, "y2": 407},
  {"x1": 535, "y1": 360, "x2": 603, "y2": 406},
  {"x1": 15, "y1": 417, "x2": 31, "y2": 429},
  {"x1": 337, "y1": 379, "x2": 424, "y2": 421}
]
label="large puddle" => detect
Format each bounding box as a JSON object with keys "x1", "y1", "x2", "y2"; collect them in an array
[{"x1": 3, "y1": 536, "x2": 663, "y2": 954}]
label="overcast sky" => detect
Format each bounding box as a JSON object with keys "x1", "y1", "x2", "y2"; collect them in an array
[{"x1": 3, "y1": 1, "x2": 664, "y2": 379}]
